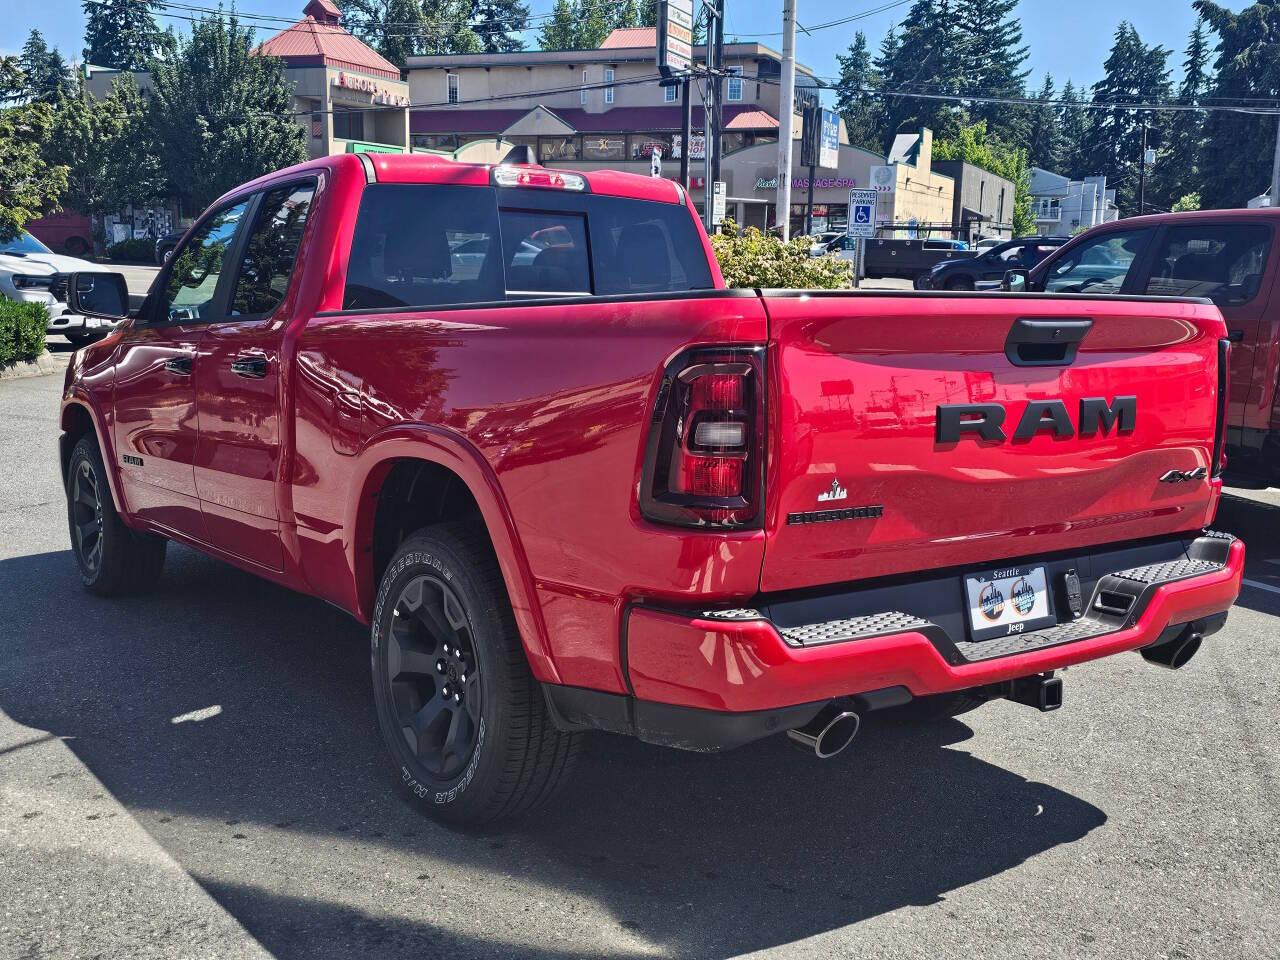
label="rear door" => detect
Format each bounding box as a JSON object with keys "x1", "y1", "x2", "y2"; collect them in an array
[
  {"x1": 194, "y1": 179, "x2": 317, "y2": 571},
  {"x1": 759, "y1": 292, "x2": 1225, "y2": 594},
  {"x1": 112, "y1": 198, "x2": 250, "y2": 537},
  {"x1": 1139, "y1": 220, "x2": 1276, "y2": 443}
]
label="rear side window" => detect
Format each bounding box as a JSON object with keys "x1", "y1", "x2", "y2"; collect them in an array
[
  {"x1": 1144, "y1": 224, "x2": 1272, "y2": 306},
  {"x1": 232, "y1": 181, "x2": 315, "y2": 317},
  {"x1": 344, "y1": 184, "x2": 503, "y2": 310},
  {"x1": 589, "y1": 196, "x2": 714, "y2": 295}
]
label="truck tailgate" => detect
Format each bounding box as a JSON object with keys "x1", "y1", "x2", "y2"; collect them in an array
[{"x1": 760, "y1": 293, "x2": 1226, "y2": 594}]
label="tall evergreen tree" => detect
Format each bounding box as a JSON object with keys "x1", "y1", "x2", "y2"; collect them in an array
[
  {"x1": 83, "y1": 0, "x2": 161, "y2": 70},
  {"x1": 148, "y1": 13, "x2": 308, "y2": 210},
  {"x1": 835, "y1": 32, "x2": 884, "y2": 152},
  {"x1": 1025, "y1": 73, "x2": 1062, "y2": 172},
  {"x1": 1193, "y1": 1, "x2": 1280, "y2": 208},
  {"x1": 538, "y1": 0, "x2": 577, "y2": 49},
  {"x1": 1085, "y1": 21, "x2": 1172, "y2": 213},
  {"x1": 1153, "y1": 18, "x2": 1211, "y2": 210},
  {"x1": 423, "y1": 0, "x2": 484, "y2": 55},
  {"x1": 339, "y1": 0, "x2": 428, "y2": 67},
  {"x1": 876, "y1": 1, "x2": 965, "y2": 140},
  {"x1": 1057, "y1": 78, "x2": 1090, "y2": 179},
  {"x1": 954, "y1": 0, "x2": 1029, "y2": 142},
  {"x1": 470, "y1": 0, "x2": 529, "y2": 53},
  {"x1": 18, "y1": 31, "x2": 71, "y2": 103}
]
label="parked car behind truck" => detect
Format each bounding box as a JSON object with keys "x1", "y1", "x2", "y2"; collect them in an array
[
  {"x1": 59, "y1": 153, "x2": 1243, "y2": 824},
  {"x1": 1005, "y1": 208, "x2": 1280, "y2": 479}
]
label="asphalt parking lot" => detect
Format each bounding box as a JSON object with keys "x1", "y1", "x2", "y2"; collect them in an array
[{"x1": 2, "y1": 363, "x2": 1278, "y2": 959}]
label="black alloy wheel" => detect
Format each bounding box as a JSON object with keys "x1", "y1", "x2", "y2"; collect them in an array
[
  {"x1": 385, "y1": 574, "x2": 483, "y2": 780},
  {"x1": 69, "y1": 457, "x2": 105, "y2": 576}
]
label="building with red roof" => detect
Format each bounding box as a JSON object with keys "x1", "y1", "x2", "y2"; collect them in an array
[
  {"x1": 404, "y1": 28, "x2": 886, "y2": 235},
  {"x1": 254, "y1": 0, "x2": 411, "y2": 158}
]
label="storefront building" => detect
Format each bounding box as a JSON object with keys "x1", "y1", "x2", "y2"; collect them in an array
[{"x1": 868, "y1": 128, "x2": 957, "y2": 237}]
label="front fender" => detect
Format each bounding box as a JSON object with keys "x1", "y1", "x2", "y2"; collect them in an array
[
  {"x1": 60, "y1": 346, "x2": 130, "y2": 523},
  {"x1": 345, "y1": 423, "x2": 561, "y2": 685}
]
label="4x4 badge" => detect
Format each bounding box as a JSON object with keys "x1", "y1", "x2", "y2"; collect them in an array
[
  {"x1": 1159, "y1": 467, "x2": 1207, "y2": 484},
  {"x1": 817, "y1": 479, "x2": 847, "y2": 503}
]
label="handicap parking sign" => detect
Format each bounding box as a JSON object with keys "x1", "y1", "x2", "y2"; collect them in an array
[{"x1": 847, "y1": 188, "x2": 878, "y2": 239}]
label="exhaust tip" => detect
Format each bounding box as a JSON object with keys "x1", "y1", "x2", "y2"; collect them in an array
[
  {"x1": 787, "y1": 708, "x2": 860, "y2": 759},
  {"x1": 1141, "y1": 625, "x2": 1204, "y2": 670}
]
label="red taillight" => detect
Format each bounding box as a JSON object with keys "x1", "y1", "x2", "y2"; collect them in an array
[{"x1": 639, "y1": 347, "x2": 765, "y2": 528}]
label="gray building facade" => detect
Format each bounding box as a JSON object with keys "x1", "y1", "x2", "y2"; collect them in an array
[{"x1": 932, "y1": 160, "x2": 1015, "y2": 242}]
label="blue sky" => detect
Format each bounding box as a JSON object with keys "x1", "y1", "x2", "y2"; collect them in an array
[{"x1": 3, "y1": 0, "x2": 1233, "y2": 96}]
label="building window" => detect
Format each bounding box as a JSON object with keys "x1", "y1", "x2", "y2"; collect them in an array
[
  {"x1": 446, "y1": 73, "x2": 459, "y2": 104},
  {"x1": 581, "y1": 70, "x2": 587, "y2": 105},
  {"x1": 332, "y1": 107, "x2": 363, "y2": 141},
  {"x1": 604, "y1": 68, "x2": 614, "y2": 104},
  {"x1": 538, "y1": 136, "x2": 581, "y2": 162},
  {"x1": 665, "y1": 83, "x2": 678, "y2": 103},
  {"x1": 582, "y1": 135, "x2": 626, "y2": 160},
  {"x1": 726, "y1": 66, "x2": 742, "y2": 102}
]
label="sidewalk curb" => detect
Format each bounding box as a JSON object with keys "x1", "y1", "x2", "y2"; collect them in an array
[{"x1": 0, "y1": 353, "x2": 68, "y2": 382}]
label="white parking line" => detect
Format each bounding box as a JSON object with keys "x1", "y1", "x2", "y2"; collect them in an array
[{"x1": 1242, "y1": 578, "x2": 1280, "y2": 596}]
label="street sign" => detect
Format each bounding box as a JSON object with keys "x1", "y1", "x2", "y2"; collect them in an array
[
  {"x1": 657, "y1": 0, "x2": 694, "y2": 77},
  {"x1": 711, "y1": 181, "x2": 726, "y2": 225},
  {"x1": 818, "y1": 109, "x2": 839, "y2": 169},
  {"x1": 847, "y1": 188, "x2": 877, "y2": 239},
  {"x1": 651, "y1": 147, "x2": 663, "y2": 178}
]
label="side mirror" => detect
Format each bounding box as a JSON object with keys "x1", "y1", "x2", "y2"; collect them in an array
[
  {"x1": 63, "y1": 271, "x2": 131, "y2": 320},
  {"x1": 1002, "y1": 268, "x2": 1030, "y2": 293}
]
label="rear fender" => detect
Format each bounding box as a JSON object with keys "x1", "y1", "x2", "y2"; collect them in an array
[{"x1": 346, "y1": 423, "x2": 560, "y2": 685}]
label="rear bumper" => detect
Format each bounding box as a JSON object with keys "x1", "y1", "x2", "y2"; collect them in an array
[{"x1": 625, "y1": 532, "x2": 1244, "y2": 717}]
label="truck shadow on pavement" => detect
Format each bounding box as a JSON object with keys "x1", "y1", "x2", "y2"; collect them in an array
[{"x1": 0, "y1": 547, "x2": 1107, "y2": 959}]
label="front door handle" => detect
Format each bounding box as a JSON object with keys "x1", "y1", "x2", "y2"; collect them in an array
[
  {"x1": 1228, "y1": 329, "x2": 1245, "y2": 343},
  {"x1": 230, "y1": 355, "x2": 269, "y2": 379},
  {"x1": 163, "y1": 356, "x2": 192, "y2": 375}
]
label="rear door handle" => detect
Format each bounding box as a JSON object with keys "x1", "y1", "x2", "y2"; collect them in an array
[
  {"x1": 163, "y1": 356, "x2": 192, "y2": 375},
  {"x1": 1228, "y1": 329, "x2": 1245, "y2": 343},
  {"x1": 230, "y1": 355, "x2": 269, "y2": 379}
]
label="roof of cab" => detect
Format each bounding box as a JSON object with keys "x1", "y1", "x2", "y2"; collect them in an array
[{"x1": 361, "y1": 152, "x2": 686, "y2": 204}]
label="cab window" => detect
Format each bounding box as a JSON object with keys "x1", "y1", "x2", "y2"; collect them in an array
[
  {"x1": 1144, "y1": 224, "x2": 1272, "y2": 306},
  {"x1": 1043, "y1": 230, "x2": 1150, "y2": 294},
  {"x1": 160, "y1": 200, "x2": 249, "y2": 321}
]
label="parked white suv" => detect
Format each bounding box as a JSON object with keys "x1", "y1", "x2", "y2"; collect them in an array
[{"x1": 0, "y1": 232, "x2": 124, "y2": 344}]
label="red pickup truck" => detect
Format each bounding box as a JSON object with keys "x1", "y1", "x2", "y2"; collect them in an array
[{"x1": 59, "y1": 154, "x2": 1244, "y2": 823}]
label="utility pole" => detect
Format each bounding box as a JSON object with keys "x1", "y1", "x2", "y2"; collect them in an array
[
  {"x1": 1271, "y1": 115, "x2": 1280, "y2": 210},
  {"x1": 680, "y1": 76, "x2": 692, "y2": 192},
  {"x1": 1138, "y1": 115, "x2": 1148, "y2": 216},
  {"x1": 775, "y1": 0, "x2": 797, "y2": 240},
  {"x1": 709, "y1": 0, "x2": 725, "y2": 199}
]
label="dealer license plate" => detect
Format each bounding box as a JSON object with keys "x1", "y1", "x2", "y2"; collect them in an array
[{"x1": 964, "y1": 565, "x2": 1056, "y2": 642}]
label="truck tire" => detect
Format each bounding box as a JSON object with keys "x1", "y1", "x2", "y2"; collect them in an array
[
  {"x1": 371, "y1": 524, "x2": 581, "y2": 824},
  {"x1": 66, "y1": 434, "x2": 166, "y2": 595}
]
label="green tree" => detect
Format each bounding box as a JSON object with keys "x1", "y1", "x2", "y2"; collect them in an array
[
  {"x1": 835, "y1": 32, "x2": 883, "y2": 152},
  {"x1": 18, "y1": 30, "x2": 72, "y2": 103},
  {"x1": 1152, "y1": 18, "x2": 1211, "y2": 211},
  {"x1": 0, "y1": 69, "x2": 69, "y2": 240},
  {"x1": 1057, "y1": 78, "x2": 1090, "y2": 178},
  {"x1": 1085, "y1": 21, "x2": 1172, "y2": 213},
  {"x1": 82, "y1": 0, "x2": 161, "y2": 70},
  {"x1": 339, "y1": 0, "x2": 428, "y2": 68},
  {"x1": 148, "y1": 13, "x2": 308, "y2": 212},
  {"x1": 954, "y1": 0, "x2": 1029, "y2": 142},
  {"x1": 876, "y1": 1, "x2": 965, "y2": 140},
  {"x1": 934, "y1": 120, "x2": 1035, "y2": 235},
  {"x1": 1025, "y1": 73, "x2": 1062, "y2": 172},
  {"x1": 1172, "y1": 191, "x2": 1201, "y2": 211},
  {"x1": 1194, "y1": 1, "x2": 1280, "y2": 209},
  {"x1": 424, "y1": 0, "x2": 484, "y2": 54},
  {"x1": 471, "y1": 0, "x2": 529, "y2": 53},
  {"x1": 538, "y1": 0, "x2": 577, "y2": 48},
  {"x1": 45, "y1": 76, "x2": 163, "y2": 220}
]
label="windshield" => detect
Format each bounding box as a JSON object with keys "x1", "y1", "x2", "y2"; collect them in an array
[{"x1": 0, "y1": 232, "x2": 53, "y2": 255}]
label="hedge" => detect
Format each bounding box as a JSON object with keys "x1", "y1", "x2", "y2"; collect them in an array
[
  {"x1": 709, "y1": 220, "x2": 854, "y2": 290},
  {"x1": 0, "y1": 300, "x2": 48, "y2": 367},
  {"x1": 105, "y1": 237, "x2": 155, "y2": 261}
]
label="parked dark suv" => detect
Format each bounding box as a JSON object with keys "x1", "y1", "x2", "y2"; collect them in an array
[{"x1": 919, "y1": 235, "x2": 1068, "y2": 290}]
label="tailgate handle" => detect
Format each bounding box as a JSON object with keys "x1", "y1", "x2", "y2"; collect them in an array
[{"x1": 1005, "y1": 318, "x2": 1093, "y2": 367}]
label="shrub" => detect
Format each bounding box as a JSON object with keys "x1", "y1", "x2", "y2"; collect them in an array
[
  {"x1": 710, "y1": 220, "x2": 853, "y2": 289},
  {"x1": 0, "y1": 300, "x2": 48, "y2": 367},
  {"x1": 105, "y1": 237, "x2": 155, "y2": 261}
]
